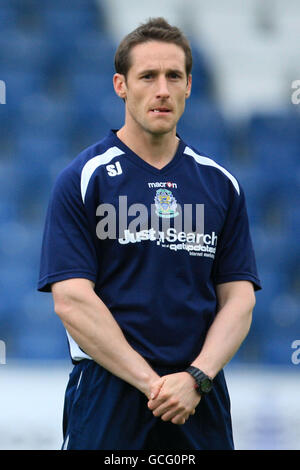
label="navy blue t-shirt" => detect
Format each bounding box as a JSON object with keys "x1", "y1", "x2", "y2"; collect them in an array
[{"x1": 38, "y1": 130, "x2": 261, "y2": 366}]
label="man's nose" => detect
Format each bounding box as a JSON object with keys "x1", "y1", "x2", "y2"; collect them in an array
[{"x1": 156, "y1": 76, "x2": 170, "y2": 99}]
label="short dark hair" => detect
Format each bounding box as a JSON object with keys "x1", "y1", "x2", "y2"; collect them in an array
[{"x1": 114, "y1": 17, "x2": 193, "y2": 79}]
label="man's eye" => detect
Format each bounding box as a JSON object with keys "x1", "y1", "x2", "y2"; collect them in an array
[{"x1": 142, "y1": 74, "x2": 153, "y2": 79}]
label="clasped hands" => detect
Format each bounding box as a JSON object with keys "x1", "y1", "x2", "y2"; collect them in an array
[{"x1": 146, "y1": 372, "x2": 201, "y2": 425}]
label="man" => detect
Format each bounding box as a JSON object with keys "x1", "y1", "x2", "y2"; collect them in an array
[{"x1": 38, "y1": 17, "x2": 261, "y2": 450}]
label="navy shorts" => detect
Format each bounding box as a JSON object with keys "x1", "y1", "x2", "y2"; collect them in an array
[{"x1": 61, "y1": 359, "x2": 234, "y2": 450}]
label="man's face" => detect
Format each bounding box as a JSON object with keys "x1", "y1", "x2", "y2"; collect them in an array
[{"x1": 115, "y1": 41, "x2": 192, "y2": 137}]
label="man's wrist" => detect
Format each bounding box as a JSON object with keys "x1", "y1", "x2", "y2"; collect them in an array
[
  {"x1": 185, "y1": 366, "x2": 213, "y2": 395},
  {"x1": 190, "y1": 360, "x2": 217, "y2": 380},
  {"x1": 139, "y1": 371, "x2": 160, "y2": 398}
]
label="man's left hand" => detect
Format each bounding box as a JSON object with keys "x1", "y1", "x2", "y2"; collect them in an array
[{"x1": 147, "y1": 372, "x2": 201, "y2": 425}]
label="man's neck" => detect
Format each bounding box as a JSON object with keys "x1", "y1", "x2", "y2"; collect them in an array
[{"x1": 116, "y1": 126, "x2": 179, "y2": 170}]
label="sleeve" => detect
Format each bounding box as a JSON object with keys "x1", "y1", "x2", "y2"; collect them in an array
[
  {"x1": 212, "y1": 184, "x2": 262, "y2": 291},
  {"x1": 37, "y1": 166, "x2": 98, "y2": 292}
]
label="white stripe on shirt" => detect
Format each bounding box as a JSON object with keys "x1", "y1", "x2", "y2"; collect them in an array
[
  {"x1": 80, "y1": 146, "x2": 125, "y2": 203},
  {"x1": 183, "y1": 146, "x2": 240, "y2": 195}
]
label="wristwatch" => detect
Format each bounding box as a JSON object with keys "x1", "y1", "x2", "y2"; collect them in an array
[{"x1": 185, "y1": 366, "x2": 213, "y2": 394}]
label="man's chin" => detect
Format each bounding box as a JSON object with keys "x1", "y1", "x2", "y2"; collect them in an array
[{"x1": 146, "y1": 122, "x2": 177, "y2": 137}]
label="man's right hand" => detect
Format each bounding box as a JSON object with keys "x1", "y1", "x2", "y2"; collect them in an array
[{"x1": 147, "y1": 372, "x2": 200, "y2": 425}]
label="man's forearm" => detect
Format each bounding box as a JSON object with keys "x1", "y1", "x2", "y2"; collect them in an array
[
  {"x1": 52, "y1": 279, "x2": 160, "y2": 398},
  {"x1": 147, "y1": 282, "x2": 256, "y2": 425},
  {"x1": 191, "y1": 291, "x2": 254, "y2": 378}
]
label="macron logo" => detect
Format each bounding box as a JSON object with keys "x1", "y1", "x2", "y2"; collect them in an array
[{"x1": 148, "y1": 181, "x2": 177, "y2": 189}]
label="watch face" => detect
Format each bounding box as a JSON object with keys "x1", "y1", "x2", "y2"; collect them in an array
[{"x1": 201, "y1": 378, "x2": 213, "y2": 393}]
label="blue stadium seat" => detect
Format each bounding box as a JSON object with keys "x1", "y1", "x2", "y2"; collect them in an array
[
  {"x1": 0, "y1": 262, "x2": 37, "y2": 316},
  {"x1": 253, "y1": 227, "x2": 291, "y2": 272},
  {"x1": 234, "y1": 161, "x2": 298, "y2": 231},
  {"x1": 286, "y1": 206, "x2": 300, "y2": 235},
  {"x1": 229, "y1": 165, "x2": 265, "y2": 224},
  {"x1": 13, "y1": 135, "x2": 69, "y2": 213},
  {"x1": 15, "y1": 133, "x2": 69, "y2": 166},
  {"x1": 180, "y1": 98, "x2": 228, "y2": 137},
  {"x1": 0, "y1": 239, "x2": 66, "y2": 360},
  {"x1": 249, "y1": 268, "x2": 290, "y2": 365},
  {"x1": 67, "y1": 32, "x2": 117, "y2": 76},
  {"x1": 0, "y1": 5, "x2": 17, "y2": 31},
  {"x1": 252, "y1": 141, "x2": 298, "y2": 184},
  {"x1": 16, "y1": 91, "x2": 75, "y2": 140},
  {"x1": 0, "y1": 160, "x2": 17, "y2": 190},
  {"x1": 0, "y1": 106, "x2": 16, "y2": 148},
  {"x1": 0, "y1": 201, "x2": 18, "y2": 224},
  {"x1": 177, "y1": 99, "x2": 231, "y2": 165},
  {"x1": 189, "y1": 43, "x2": 214, "y2": 99},
  {"x1": 12, "y1": 332, "x2": 68, "y2": 360},
  {"x1": 0, "y1": 223, "x2": 43, "y2": 273},
  {"x1": 0, "y1": 163, "x2": 20, "y2": 225},
  {"x1": 0, "y1": 69, "x2": 45, "y2": 109},
  {"x1": 284, "y1": 249, "x2": 300, "y2": 299},
  {"x1": 247, "y1": 112, "x2": 300, "y2": 179},
  {"x1": 69, "y1": 71, "x2": 115, "y2": 124},
  {"x1": 97, "y1": 92, "x2": 125, "y2": 131},
  {"x1": 249, "y1": 111, "x2": 300, "y2": 138},
  {"x1": 41, "y1": 0, "x2": 107, "y2": 30},
  {"x1": 40, "y1": 7, "x2": 101, "y2": 38},
  {"x1": 66, "y1": 114, "x2": 112, "y2": 157},
  {"x1": 41, "y1": 0, "x2": 99, "y2": 9},
  {"x1": 12, "y1": 288, "x2": 68, "y2": 360},
  {"x1": 258, "y1": 291, "x2": 300, "y2": 365},
  {"x1": 255, "y1": 268, "x2": 288, "y2": 310},
  {"x1": 0, "y1": 30, "x2": 51, "y2": 72}
]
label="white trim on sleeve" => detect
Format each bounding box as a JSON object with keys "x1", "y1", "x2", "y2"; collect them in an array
[
  {"x1": 183, "y1": 146, "x2": 240, "y2": 195},
  {"x1": 80, "y1": 146, "x2": 125, "y2": 203}
]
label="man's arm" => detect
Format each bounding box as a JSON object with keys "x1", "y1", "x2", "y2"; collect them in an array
[
  {"x1": 148, "y1": 280, "x2": 256, "y2": 423},
  {"x1": 190, "y1": 280, "x2": 255, "y2": 377},
  {"x1": 52, "y1": 278, "x2": 161, "y2": 399}
]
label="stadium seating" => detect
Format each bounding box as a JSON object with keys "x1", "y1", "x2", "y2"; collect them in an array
[
  {"x1": 0, "y1": 5, "x2": 18, "y2": 31},
  {"x1": 0, "y1": 0, "x2": 299, "y2": 364},
  {"x1": 177, "y1": 98, "x2": 232, "y2": 166}
]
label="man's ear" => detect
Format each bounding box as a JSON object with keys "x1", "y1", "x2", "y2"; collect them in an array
[
  {"x1": 185, "y1": 74, "x2": 192, "y2": 98},
  {"x1": 113, "y1": 73, "x2": 127, "y2": 100}
]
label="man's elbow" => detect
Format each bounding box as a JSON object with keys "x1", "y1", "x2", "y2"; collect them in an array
[
  {"x1": 217, "y1": 280, "x2": 257, "y2": 314},
  {"x1": 248, "y1": 288, "x2": 256, "y2": 314},
  {"x1": 244, "y1": 290, "x2": 256, "y2": 332},
  {"x1": 51, "y1": 278, "x2": 94, "y2": 321},
  {"x1": 52, "y1": 288, "x2": 74, "y2": 322}
]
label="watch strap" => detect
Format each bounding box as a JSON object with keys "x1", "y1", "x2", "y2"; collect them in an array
[{"x1": 185, "y1": 366, "x2": 213, "y2": 393}]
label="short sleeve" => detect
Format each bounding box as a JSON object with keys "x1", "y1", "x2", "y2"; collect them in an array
[
  {"x1": 37, "y1": 166, "x2": 98, "y2": 292},
  {"x1": 212, "y1": 185, "x2": 262, "y2": 291}
]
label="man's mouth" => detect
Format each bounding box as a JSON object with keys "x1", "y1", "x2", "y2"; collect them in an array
[{"x1": 150, "y1": 107, "x2": 172, "y2": 114}]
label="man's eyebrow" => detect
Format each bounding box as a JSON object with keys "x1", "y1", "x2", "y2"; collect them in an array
[
  {"x1": 137, "y1": 69, "x2": 156, "y2": 76},
  {"x1": 138, "y1": 68, "x2": 185, "y2": 76}
]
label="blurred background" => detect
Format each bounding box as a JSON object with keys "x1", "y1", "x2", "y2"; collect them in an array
[{"x1": 0, "y1": 0, "x2": 299, "y2": 450}]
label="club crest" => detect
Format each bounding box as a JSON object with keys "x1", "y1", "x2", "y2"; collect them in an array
[{"x1": 154, "y1": 188, "x2": 179, "y2": 218}]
